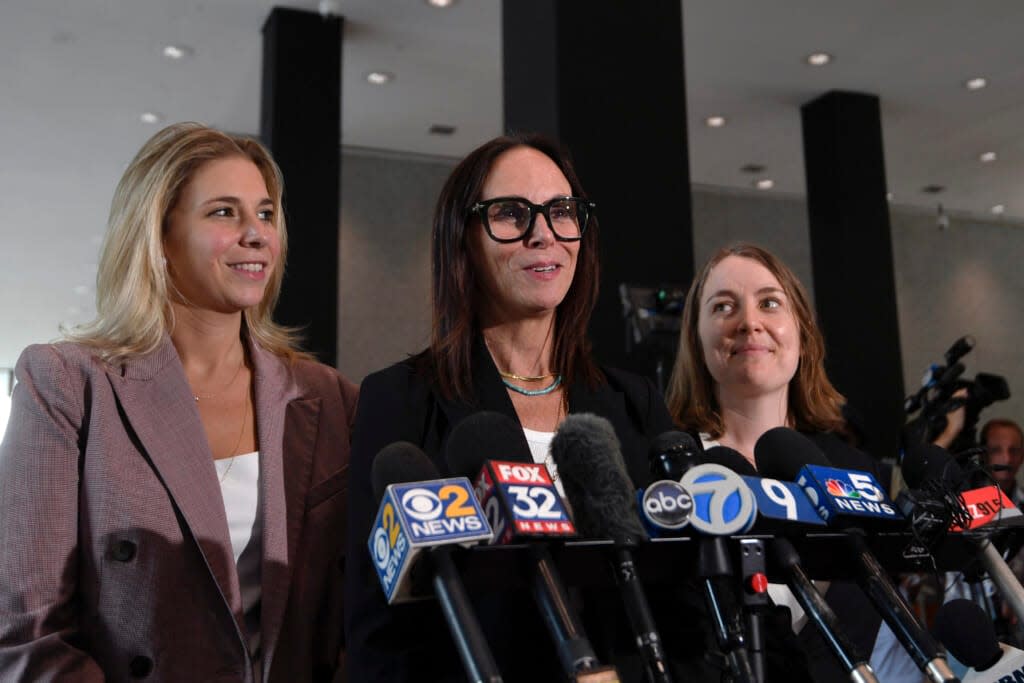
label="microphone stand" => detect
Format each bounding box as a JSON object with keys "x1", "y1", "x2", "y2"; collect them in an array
[{"x1": 697, "y1": 537, "x2": 755, "y2": 683}]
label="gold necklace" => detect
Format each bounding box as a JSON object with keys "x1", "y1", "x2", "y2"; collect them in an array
[
  {"x1": 498, "y1": 369, "x2": 558, "y2": 382},
  {"x1": 217, "y1": 391, "x2": 250, "y2": 483},
  {"x1": 192, "y1": 354, "x2": 245, "y2": 402}
]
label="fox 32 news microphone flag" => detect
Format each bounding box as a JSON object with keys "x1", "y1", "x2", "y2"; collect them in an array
[{"x1": 370, "y1": 477, "x2": 493, "y2": 604}]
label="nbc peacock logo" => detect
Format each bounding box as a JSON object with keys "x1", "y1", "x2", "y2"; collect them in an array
[{"x1": 825, "y1": 478, "x2": 863, "y2": 499}]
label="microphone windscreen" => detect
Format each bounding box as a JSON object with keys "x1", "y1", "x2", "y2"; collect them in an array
[
  {"x1": 550, "y1": 413, "x2": 648, "y2": 543},
  {"x1": 444, "y1": 410, "x2": 531, "y2": 478},
  {"x1": 901, "y1": 442, "x2": 965, "y2": 489},
  {"x1": 703, "y1": 445, "x2": 757, "y2": 476},
  {"x1": 648, "y1": 430, "x2": 700, "y2": 480},
  {"x1": 754, "y1": 427, "x2": 831, "y2": 481},
  {"x1": 933, "y1": 599, "x2": 1002, "y2": 670},
  {"x1": 371, "y1": 441, "x2": 439, "y2": 502}
]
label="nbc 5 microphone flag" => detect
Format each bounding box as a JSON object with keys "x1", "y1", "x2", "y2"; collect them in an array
[{"x1": 795, "y1": 465, "x2": 902, "y2": 527}]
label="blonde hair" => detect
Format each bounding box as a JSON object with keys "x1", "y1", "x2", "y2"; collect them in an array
[
  {"x1": 66, "y1": 122, "x2": 305, "y2": 362},
  {"x1": 666, "y1": 242, "x2": 847, "y2": 438}
]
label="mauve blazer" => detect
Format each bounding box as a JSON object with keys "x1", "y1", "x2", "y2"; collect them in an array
[{"x1": 0, "y1": 336, "x2": 358, "y2": 682}]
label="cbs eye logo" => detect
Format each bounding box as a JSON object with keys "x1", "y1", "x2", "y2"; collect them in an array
[
  {"x1": 373, "y1": 502, "x2": 400, "y2": 571},
  {"x1": 401, "y1": 488, "x2": 444, "y2": 521}
]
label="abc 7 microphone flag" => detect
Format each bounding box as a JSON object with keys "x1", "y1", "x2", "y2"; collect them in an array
[{"x1": 370, "y1": 477, "x2": 492, "y2": 604}]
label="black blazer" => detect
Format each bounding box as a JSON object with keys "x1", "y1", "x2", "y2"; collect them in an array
[{"x1": 343, "y1": 342, "x2": 692, "y2": 682}]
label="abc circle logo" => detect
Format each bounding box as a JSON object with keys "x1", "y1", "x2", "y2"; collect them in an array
[
  {"x1": 372, "y1": 527, "x2": 391, "y2": 570},
  {"x1": 643, "y1": 480, "x2": 693, "y2": 530},
  {"x1": 400, "y1": 487, "x2": 444, "y2": 521}
]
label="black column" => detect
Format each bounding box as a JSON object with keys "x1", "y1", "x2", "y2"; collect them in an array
[
  {"x1": 261, "y1": 7, "x2": 342, "y2": 365},
  {"x1": 802, "y1": 91, "x2": 904, "y2": 458},
  {"x1": 503, "y1": 0, "x2": 693, "y2": 378}
]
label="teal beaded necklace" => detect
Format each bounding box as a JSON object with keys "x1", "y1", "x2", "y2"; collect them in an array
[{"x1": 501, "y1": 374, "x2": 563, "y2": 396}]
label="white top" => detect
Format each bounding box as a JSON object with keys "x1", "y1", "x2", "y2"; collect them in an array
[
  {"x1": 215, "y1": 451, "x2": 263, "y2": 661},
  {"x1": 522, "y1": 427, "x2": 565, "y2": 499}
]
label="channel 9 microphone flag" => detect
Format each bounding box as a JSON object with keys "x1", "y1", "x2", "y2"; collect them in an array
[{"x1": 369, "y1": 442, "x2": 493, "y2": 604}]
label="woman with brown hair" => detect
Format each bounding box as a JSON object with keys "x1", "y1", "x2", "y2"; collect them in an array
[
  {"x1": 343, "y1": 133, "x2": 694, "y2": 681},
  {"x1": 666, "y1": 241, "x2": 886, "y2": 681},
  {"x1": 0, "y1": 122, "x2": 357, "y2": 681}
]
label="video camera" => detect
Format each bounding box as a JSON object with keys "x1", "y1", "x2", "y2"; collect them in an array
[{"x1": 903, "y1": 335, "x2": 1010, "y2": 451}]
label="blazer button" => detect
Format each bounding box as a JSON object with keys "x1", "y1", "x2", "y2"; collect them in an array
[
  {"x1": 129, "y1": 655, "x2": 153, "y2": 678},
  {"x1": 112, "y1": 539, "x2": 136, "y2": 562}
]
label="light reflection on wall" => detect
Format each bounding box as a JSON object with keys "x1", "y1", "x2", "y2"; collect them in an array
[{"x1": 0, "y1": 368, "x2": 12, "y2": 440}]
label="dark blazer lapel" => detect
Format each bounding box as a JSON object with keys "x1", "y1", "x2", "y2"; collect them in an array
[
  {"x1": 249, "y1": 342, "x2": 304, "y2": 677},
  {"x1": 433, "y1": 338, "x2": 531, "y2": 467},
  {"x1": 106, "y1": 337, "x2": 244, "y2": 626}
]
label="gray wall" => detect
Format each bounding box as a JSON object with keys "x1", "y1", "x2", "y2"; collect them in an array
[
  {"x1": 337, "y1": 149, "x2": 455, "y2": 381},
  {"x1": 338, "y1": 153, "x2": 1024, "y2": 445}
]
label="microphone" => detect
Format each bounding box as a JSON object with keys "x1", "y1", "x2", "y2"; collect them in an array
[
  {"x1": 901, "y1": 445, "x2": 1024, "y2": 628},
  {"x1": 706, "y1": 444, "x2": 878, "y2": 683},
  {"x1": 934, "y1": 599, "x2": 1024, "y2": 682},
  {"x1": 551, "y1": 414, "x2": 673, "y2": 683},
  {"x1": 755, "y1": 428, "x2": 959, "y2": 683},
  {"x1": 368, "y1": 442, "x2": 502, "y2": 683},
  {"x1": 444, "y1": 411, "x2": 620, "y2": 683},
  {"x1": 646, "y1": 434, "x2": 757, "y2": 683}
]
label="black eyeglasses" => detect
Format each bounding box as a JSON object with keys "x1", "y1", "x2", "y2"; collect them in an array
[{"x1": 468, "y1": 196, "x2": 595, "y2": 243}]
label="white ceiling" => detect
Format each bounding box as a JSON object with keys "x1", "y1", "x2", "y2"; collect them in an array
[{"x1": 3, "y1": 0, "x2": 1024, "y2": 368}]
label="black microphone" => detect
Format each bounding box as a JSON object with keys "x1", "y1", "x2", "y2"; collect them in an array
[
  {"x1": 755, "y1": 428, "x2": 959, "y2": 683},
  {"x1": 551, "y1": 414, "x2": 673, "y2": 683},
  {"x1": 934, "y1": 599, "x2": 1024, "y2": 681},
  {"x1": 371, "y1": 442, "x2": 503, "y2": 683},
  {"x1": 444, "y1": 411, "x2": 619, "y2": 682},
  {"x1": 706, "y1": 443, "x2": 878, "y2": 683}
]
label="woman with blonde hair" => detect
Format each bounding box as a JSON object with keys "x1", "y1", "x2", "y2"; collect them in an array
[{"x1": 0, "y1": 122, "x2": 357, "y2": 682}]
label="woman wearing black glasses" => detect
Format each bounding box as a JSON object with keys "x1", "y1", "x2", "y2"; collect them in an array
[{"x1": 342, "y1": 134, "x2": 717, "y2": 681}]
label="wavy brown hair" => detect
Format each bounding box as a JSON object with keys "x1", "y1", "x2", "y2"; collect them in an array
[
  {"x1": 666, "y1": 242, "x2": 846, "y2": 438},
  {"x1": 422, "y1": 133, "x2": 602, "y2": 401}
]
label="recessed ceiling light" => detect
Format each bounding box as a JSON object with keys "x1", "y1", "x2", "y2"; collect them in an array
[
  {"x1": 754, "y1": 179, "x2": 774, "y2": 190},
  {"x1": 886, "y1": 192, "x2": 894, "y2": 201},
  {"x1": 805, "y1": 52, "x2": 833, "y2": 66},
  {"x1": 426, "y1": 0, "x2": 456, "y2": 6},
  {"x1": 965, "y1": 77, "x2": 987, "y2": 91},
  {"x1": 162, "y1": 44, "x2": 194, "y2": 60},
  {"x1": 140, "y1": 112, "x2": 163, "y2": 124},
  {"x1": 366, "y1": 71, "x2": 394, "y2": 85},
  {"x1": 991, "y1": 204, "x2": 1006, "y2": 215},
  {"x1": 705, "y1": 116, "x2": 726, "y2": 128},
  {"x1": 979, "y1": 151, "x2": 997, "y2": 163}
]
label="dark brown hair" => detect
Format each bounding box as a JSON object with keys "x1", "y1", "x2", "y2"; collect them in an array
[
  {"x1": 422, "y1": 133, "x2": 601, "y2": 401},
  {"x1": 666, "y1": 242, "x2": 847, "y2": 437},
  {"x1": 981, "y1": 418, "x2": 1024, "y2": 447}
]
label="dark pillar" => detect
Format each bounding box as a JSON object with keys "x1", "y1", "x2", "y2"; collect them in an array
[
  {"x1": 261, "y1": 7, "x2": 342, "y2": 365},
  {"x1": 503, "y1": 0, "x2": 693, "y2": 379},
  {"x1": 802, "y1": 91, "x2": 904, "y2": 458}
]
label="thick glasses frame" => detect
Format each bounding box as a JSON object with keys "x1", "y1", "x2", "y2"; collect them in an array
[{"x1": 468, "y1": 195, "x2": 596, "y2": 243}]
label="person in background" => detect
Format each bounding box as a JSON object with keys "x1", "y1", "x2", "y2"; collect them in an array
[
  {"x1": 0, "y1": 122, "x2": 357, "y2": 682},
  {"x1": 980, "y1": 418, "x2": 1024, "y2": 505}
]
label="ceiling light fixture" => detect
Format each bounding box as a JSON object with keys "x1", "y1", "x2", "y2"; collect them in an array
[
  {"x1": 991, "y1": 204, "x2": 1006, "y2": 215},
  {"x1": 805, "y1": 52, "x2": 833, "y2": 66},
  {"x1": 705, "y1": 116, "x2": 726, "y2": 128},
  {"x1": 979, "y1": 151, "x2": 997, "y2": 163},
  {"x1": 162, "y1": 45, "x2": 193, "y2": 60},
  {"x1": 366, "y1": 71, "x2": 394, "y2": 85},
  {"x1": 426, "y1": 0, "x2": 456, "y2": 6},
  {"x1": 965, "y1": 77, "x2": 987, "y2": 91},
  {"x1": 754, "y1": 179, "x2": 774, "y2": 190},
  {"x1": 140, "y1": 112, "x2": 163, "y2": 124},
  {"x1": 886, "y1": 192, "x2": 894, "y2": 201}
]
